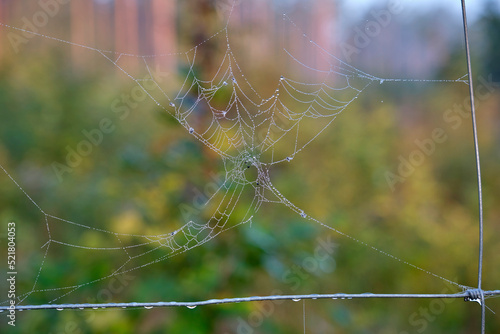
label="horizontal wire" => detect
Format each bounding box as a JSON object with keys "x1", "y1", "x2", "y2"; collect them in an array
[{"x1": 3, "y1": 290, "x2": 500, "y2": 311}]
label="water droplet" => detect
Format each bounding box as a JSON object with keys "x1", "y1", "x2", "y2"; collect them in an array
[
  {"x1": 223, "y1": 81, "x2": 228, "y2": 86},
  {"x1": 280, "y1": 75, "x2": 284, "y2": 81},
  {"x1": 56, "y1": 308, "x2": 63, "y2": 311},
  {"x1": 169, "y1": 102, "x2": 175, "y2": 108},
  {"x1": 300, "y1": 211, "x2": 307, "y2": 218},
  {"x1": 79, "y1": 307, "x2": 84, "y2": 310},
  {"x1": 189, "y1": 127, "x2": 194, "y2": 134},
  {"x1": 187, "y1": 305, "x2": 197, "y2": 309},
  {"x1": 92, "y1": 307, "x2": 98, "y2": 310},
  {"x1": 292, "y1": 298, "x2": 301, "y2": 302},
  {"x1": 0, "y1": 310, "x2": 4, "y2": 313},
  {"x1": 144, "y1": 306, "x2": 154, "y2": 309},
  {"x1": 332, "y1": 297, "x2": 338, "y2": 300},
  {"x1": 232, "y1": 78, "x2": 237, "y2": 83},
  {"x1": 379, "y1": 79, "x2": 384, "y2": 84},
  {"x1": 286, "y1": 156, "x2": 292, "y2": 162}
]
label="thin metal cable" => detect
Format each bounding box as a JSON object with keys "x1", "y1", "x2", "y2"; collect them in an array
[
  {"x1": 2, "y1": 290, "x2": 500, "y2": 311},
  {"x1": 460, "y1": 0, "x2": 483, "y2": 291},
  {"x1": 481, "y1": 290, "x2": 486, "y2": 333},
  {"x1": 303, "y1": 299, "x2": 306, "y2": 334},
  {"x1": 460, "y1": 1, "x2": 485, "y2": 332}
]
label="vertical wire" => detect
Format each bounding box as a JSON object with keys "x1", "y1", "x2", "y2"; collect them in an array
[
  {"x1": 303, "y1": 299, "x2": 306, "y2": 334},
  {"x1": 460, "y1": 0, "x2": 485, "y2": 332},
  {"x1": 481, "y1": 291, "x2": 486, "y2": 333},
  {"x1": 460, "y1": 0, "x2": 483, "y2": 291}
]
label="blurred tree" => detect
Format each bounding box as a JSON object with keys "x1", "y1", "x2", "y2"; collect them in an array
[{"x1": 481, "y1": 0, "x2": 500, "y2": 81}]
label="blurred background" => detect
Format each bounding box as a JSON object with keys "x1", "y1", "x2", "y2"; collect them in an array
[{"x1": 0, "y1": 0, "x2": 499, "y2": 333}]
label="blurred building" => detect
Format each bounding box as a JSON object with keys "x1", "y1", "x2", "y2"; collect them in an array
[
  {"x1": 0, "y1": 0, "x2": 340, "y2": 77},
  {"x1": 0, "y1": 0, "x2": 177, "y2": 71}
]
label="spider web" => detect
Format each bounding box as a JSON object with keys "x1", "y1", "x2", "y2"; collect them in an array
[{"x1": 0, "y1": 4, "x2": 471, "y2": 307}]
